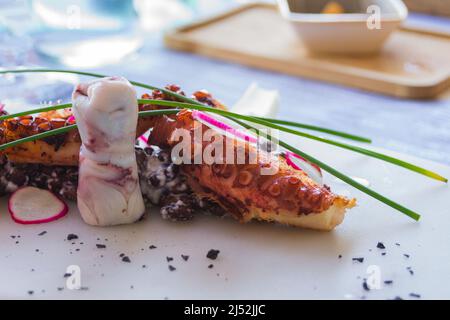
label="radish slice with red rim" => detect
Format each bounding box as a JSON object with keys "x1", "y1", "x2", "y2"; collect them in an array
[
  {"x1": 192, "y1": 110, "x2": 258, "y2": 144},
  {"x1": 284, "y1": 151, "x2": 323, "y2": 185},
  {"x1": 8, "y1": 187, "x2": 69, "y2": 224}
]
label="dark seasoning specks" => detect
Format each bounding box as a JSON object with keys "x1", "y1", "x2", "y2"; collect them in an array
[
  {"x1": 8, "y1": 229, "x2": 225, "y2": 297},
  {"x1": 342, "y1": 241, "x2": 422, "y2": 300},
  {"x1": 4, "y1": 226, "x2": 420, "y2": 299}
]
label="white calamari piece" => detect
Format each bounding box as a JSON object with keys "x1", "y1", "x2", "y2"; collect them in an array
[{"x1": 72, "y1": 77, "x2": 145, "y2": 226}]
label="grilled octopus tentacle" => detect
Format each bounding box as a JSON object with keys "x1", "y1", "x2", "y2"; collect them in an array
[{"x1": 148, "y1": 110, "x2": 356, "y2": 231}]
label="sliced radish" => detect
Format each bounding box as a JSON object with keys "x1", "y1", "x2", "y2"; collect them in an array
[
  {"x1": 67, "y1": 115, "x2": 76, "y2": 124},
  {"x1": 284, "y1": 151, "x2": 323, "y2": 185},
  {"x1": 192, "y1": 110, "x2": 258, "y2": 144},
  {"x1": 8, "y1": 187, "x2": 68, "y2": 225}
]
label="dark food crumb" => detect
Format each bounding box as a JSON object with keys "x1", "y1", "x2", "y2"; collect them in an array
[
  {"x1": 376, "y1": 242, "x2": 386, "y2": 249},
  {"x1": 122, "y1": 256, "x2": 131, "y2": 263},
  {"x1": 409, "y1": 293, "x2": 421, "y2": 299},
  {"x1": 168, "y1": 265, "x2": 176, "y2": 271},
  {"x1": 67, "y1": 234, "x2": 78, "y2": 241},
  {"x1": 208, "y1": 264, "x2": 214, "y2": 269},
  {"x1": 404, "y1": 254, "x2": 410, "y2": 258},
  {"x1": 362, "y1": 280, "x2": 370, "y2": 291},
  {"x1": 35, "y1": 249, "x2": 39, "y2": 252},
  {"x1": 381, "y1": 252, "x2": 386, "y2": 256},
  {"x1": 207, "y1": 249, "x2": 220, "y2": 260},
  {"x1": 38, "y1": 231, "x2": 47, "y2": 236},
  {"x1": 338, "y1": 254, "x2": 342, "y2": 259},
  {"x1": 166, "y1": 256, "x2": 174, "y2": 262},
  {"x1": 407, "y1": 267, "x2": 414, "y2": 275},
  {"x1": 96, "y1": 244, "x2": 106, "y2": 249},
  {"x1": 384, "y1": 280, "x2": 394, "y2": 285},
  {"x1": 393, "y1": 296, "x2": 403, "y2": 300},
  {"x1": 57, "y1": 287, "x2": 64, "y2": 291},
  {"x1": 181, "y1": 255, "x2": 189, "y2": 261},
  {"x1": 120, "y1": 253, "x2": 125, "y2": 257},
  {"x1": 149, "y1": 245, "x2": 157, "y2": 249},
  {"x1": 352, "y1": 257, "x2": 364, "y2": 263},
  {"x1": 395, "y1": 243, "x2": 400, "y2": 246},
  {"x1": 142, "y1": 265, "x2": 147, "y2": 268},
  {"x1": 27, "y1": 290, "x2": 34, "y2": 295},
  {"x1": 63, "y1": 273, "x2": 71, "y2": 278}
]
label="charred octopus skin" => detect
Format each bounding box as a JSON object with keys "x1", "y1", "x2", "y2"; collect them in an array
[
  {"x1": 149, "y1": 110, "x2": 356, "y2": 231},
  {"x1": 72, "y1": 77, "x2": 145, "y2": 226}
]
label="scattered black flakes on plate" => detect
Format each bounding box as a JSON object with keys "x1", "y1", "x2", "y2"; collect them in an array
[
  {"x1": 166, "y1": 256, "x2": 174, "y2": 262},
  {"x1": 208, "y1": 264, "x2": 214, "y2": 269},
  {"x1": 406, "y1": 267, "x2": 414, "y2": 275},
  {"x1": 10, "y1": 235, "x2": 16, "y2": 239},
  {"x1": 38, "y1": 231, "x2": 47, "y2": 236},
  {"x1": 120, "y1": 253, "x2": 125, "y2": 258},
  {"x1": 376, "y1": 242, "x2": 385, "y2": 249},
  {"x1": 122, "y1": 256, "x2": 131, "y2": 263},
  {"x1": 67, "y1": 234, "x2": 78, "y2": 241},
  {"x1": 207, "y1": 249, "x2": 220, "y2": 260},
  {"x1": 352, "y1": 257, "x2": 364, "y2": 263},
  {"x1": 409, "y1": 293, "x2": 421, "y2": 299},
  {"x1": 168, "y1": 265, "x2": 176, "y2": 271},
  {"x1": 384, "y1": 280, "x2": 393, "y2": 285},
  {"x1": 181, "y1": 255, "x2": 189, "y2": 261},
  {"x1": 149, "y1": 245, "x2": 157, "y2": 250},
  {"x1": 96, "y1": 244, "x2": 106, "y2": 249}
]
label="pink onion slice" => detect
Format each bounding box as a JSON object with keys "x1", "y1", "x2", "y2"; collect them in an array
[
  {"x1": 8, "y1": 187, "x2": 69, "y2": 225},
  {"x1": 284, "y1": 151, "x2": 323, "y2": 185},
  {"x1": 139, "y1": 134, "x2": 148, "y2": 144},
  {"x1": 192, "y1": 110, "x2": 258, "y2": 144}
]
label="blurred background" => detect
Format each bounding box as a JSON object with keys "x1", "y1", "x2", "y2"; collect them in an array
[{"x1": 0, "y1": 0, "x2": 449, "y2": 164}]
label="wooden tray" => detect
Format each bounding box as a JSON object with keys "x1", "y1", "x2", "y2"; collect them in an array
[
  {"x1": 164, "y1": 3, "x2": 450, "y2": 99},
  {"x1": 404, "y1": 0, "x2": 450, "y2": 17}
]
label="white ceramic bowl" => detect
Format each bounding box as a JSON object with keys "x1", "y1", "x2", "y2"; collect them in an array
[{"x1": 278, "y1": 0, "x2": 408, "y2": 54}]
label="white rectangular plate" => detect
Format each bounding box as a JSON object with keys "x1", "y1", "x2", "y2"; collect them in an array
[{"x1": 0, "y1": 135, "x2": 449, "y2": 299}]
